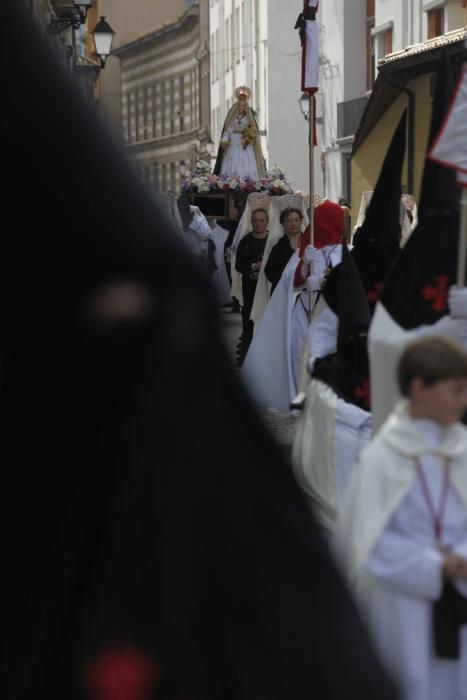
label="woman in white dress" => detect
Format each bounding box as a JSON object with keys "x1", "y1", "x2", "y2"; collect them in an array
[{"x1": 213, "y1": 86, "x2": 266, "y2": 181}]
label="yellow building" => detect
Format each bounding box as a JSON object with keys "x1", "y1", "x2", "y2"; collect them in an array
[{"x1": 351, "y1": 27, "x2": 467, "y2": 220}]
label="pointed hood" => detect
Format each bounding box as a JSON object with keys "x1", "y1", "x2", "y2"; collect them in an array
[
  {"x1": 313, "y1": 245, "x2": 372, "y2": 411},
  {"x1": 314, "y1": 200, "x2": 345, "y2": 249},
  {"x1": 355, "y1": 111, "x2": 407, "y2": 246},
  {"x1": 379, "y1": 51, "x2": 460, "y2": 329},
  {"x1": 351, "y1": 112, "x2": 407, "y2": 310},
  {"x1": 418, "y1": 50, "x2": 459, "y2": 217},
  {"x1": 323, "y1": 244, "x2": 371, "y2": 348}
]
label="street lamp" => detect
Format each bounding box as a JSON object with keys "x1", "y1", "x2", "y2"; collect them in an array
[
  {"x1": 75, "y1": 0, "x2": 93, "y2": 23},
  {"x1": 49, "y1": 0, "x2": 93, "y2": 33},
  {"x1": 299, "y1": 92, "x2": 311, "y2": 121},
  {"x1": 92, "y1": 16, "x2": 115, "y2": 68}
]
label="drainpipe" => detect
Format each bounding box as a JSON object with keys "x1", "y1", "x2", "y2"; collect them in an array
[{"x1": 380, "y1": 71, "x2": 415, "y2": 195}]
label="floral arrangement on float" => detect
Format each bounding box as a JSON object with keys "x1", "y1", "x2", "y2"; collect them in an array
[{"x1": 181, "y1": 161, "x2": 293, "y2": 196}]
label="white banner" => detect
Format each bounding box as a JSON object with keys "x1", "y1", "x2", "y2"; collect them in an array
[
  {"x1": 302, "y1": 1, "x2": 319, "y2": 95},
  {"x1": 429, "y1": 65, "x2": 467, "y2": 176}
]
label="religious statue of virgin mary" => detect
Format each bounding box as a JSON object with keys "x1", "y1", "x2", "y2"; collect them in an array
[{"x1": 213, "y1": 86, "x2": 266, "y2": 180}]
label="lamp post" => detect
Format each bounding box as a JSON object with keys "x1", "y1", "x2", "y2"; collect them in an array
[
  {"x1": 48, "y1": 3, "x2": 114, "y2": 100},
  {"x1": 91, "y1": 16, "x2": 115, "y2": 68},
  {"x1": 298, "y1": 92, "x2": 311, "y2": 121},
  {"x1": 75, "y1": 0, "x2": 93, "y2": 23},
  {"x1": 298, "y1": 92, "x2": 315, "y2": 247},
  {"x1": 48, "y1": 0, "x2": 93, "y2": 33}
]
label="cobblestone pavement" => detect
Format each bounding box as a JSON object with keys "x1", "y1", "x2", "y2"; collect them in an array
[{"x1": 219, "y1": 307, "x2": 298, "y2": 454}]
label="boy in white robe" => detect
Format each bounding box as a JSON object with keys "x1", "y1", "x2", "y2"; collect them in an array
[{"x1": 337, "y1": 335, "x2": 467, "y2": 700}]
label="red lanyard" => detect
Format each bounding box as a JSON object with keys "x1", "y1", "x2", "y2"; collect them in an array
[{"x1": 415, "y1": 459, "x2": 451, "y2": 543}]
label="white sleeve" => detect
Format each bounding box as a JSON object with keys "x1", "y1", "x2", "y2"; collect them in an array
[
  {"x1": 309, "y1": 307, "x2": 338, "y2": 361},
  {"x1": 415, "y1": 314, "x2": 467, "y2": 349},
  {"x1": 311, "y1": 250, "x2": 326, "y2": 279},
  {"x1": 366, "y1": 528, "x2": 444, "y2": 600},
  {"x1": 190, "y1": 215, "x2": 213, "y2": 241}
]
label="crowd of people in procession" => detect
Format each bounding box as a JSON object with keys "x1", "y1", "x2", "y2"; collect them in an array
[
  {"x1": 176, "y1": 64, "x2": 467, "y2": 699},
  {"x1": 4, "y1": 1, "x2": 467, "y2": 698}
]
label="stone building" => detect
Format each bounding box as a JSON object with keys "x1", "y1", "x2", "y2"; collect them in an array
[
  {"x1": 114, "y1": 2, "x2": 210, "y2": 193},
  {"x1": 88, "y1": 0, "x2": 191, "y2": 137}
]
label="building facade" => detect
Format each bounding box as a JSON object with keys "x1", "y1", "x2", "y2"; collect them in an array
[
  {"x1": 351, "y1": 0, "x2": 467, "y2": 218},
  {"x1": 88, "y1": 0, "x2": 191, "y2": 137},
  {"x1": 319, "y1": 0, "x2": 466, "y2": 206},
  {"x1": 318, "y1": 0, "x2": 367, "y2": 204},
  {"x1": 114, "y1": 3, "x2": 210, "y2": 194},
  {"x1": 371, "y1": 0, "x2": 466, "y2": 67}
]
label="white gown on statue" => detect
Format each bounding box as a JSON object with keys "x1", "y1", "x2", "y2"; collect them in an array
[{"x1": 219, "y1": 114, "x2": 259, "y2": 181}]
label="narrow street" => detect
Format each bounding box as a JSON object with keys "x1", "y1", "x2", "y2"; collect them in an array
[{"x1": 220, "y1": 307, "x2": 298, "y2": 457}]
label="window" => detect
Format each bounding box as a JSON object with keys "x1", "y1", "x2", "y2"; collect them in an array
[
  {"x1": 135, "y1": 90, "x2": 140, "y2": 142},
  {"x1": 427, "y1": 8, "x2": 444, "y2": 39},
  {"x1": 179, "y1": 76, "x2": 185, "y2": 132},
  {"x1": 154, "y1": 162, "x2": 160, "y2": 191},
  {"x1": 170, "y1": 79, "x2": 175, "y2": 134},
  {"x1": 143, "y1": 87, "x2": 148, "y2": 140},
  {"x1": 126, "y1": 92, "x2": 132, "y2": 143},
  {"x1": 241, "y1": 1, "x2": 246, "y2": 59},
  {"x1": 215, "y1": 106, "x2": 220, "y2": 143},
  {"x1": 232, "y1": 9, "x2": 237, "y2": 66},
  {"x1": 376, "y1": 28, "x2": 393, "y2": 62},
  {"x1": 152, "y1": 84, "x2": 156, "y2": 138},
  {"x1": 211, "y1": 31, "x2": 216, "y2": 82},
  {"x1": 225, "y1": 16, "x2": 231, "y2": 71},
  {"x1": 366, "y1": 0, "x2": 375, "y2": 90},
  {"x1": 155, "y1": 83, "x2": 162, "y2": 138},
  {"x1": 384, "y1": 28, "x2": 393, "y2": 55}
]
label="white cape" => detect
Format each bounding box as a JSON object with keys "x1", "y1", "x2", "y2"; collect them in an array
[
  {"x1": 250, "y1": 194, "x2": 309, "y2": 326},
  {"x1": 230, "y1": 192, "x2": 271, "y2": 305},
  {"x1": 336, "y1": 403, "x2": 467, "y2": 700},
  {"x1": 210, "y1": 224, "x2": 232, "y2": 306},
  {"x1": 336, "y1": 401, "x2": 467, "y2": 583},
  {"x1": 292, "y1": 379, "x2": 372, "y2": 532},
  {"x1": 241, "y1": 253, "x2": 299, "y2": 412}
]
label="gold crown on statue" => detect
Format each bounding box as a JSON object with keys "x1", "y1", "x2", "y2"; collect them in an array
[{"x1": 235, "y1": 85, "x2": 251, "y2": 101}]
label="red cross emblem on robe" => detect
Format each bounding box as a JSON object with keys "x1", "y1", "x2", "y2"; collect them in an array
[
  {"x1": 354, "y1": 378, "x2": 371, "y2": 410},
  {"x1": 422, "y1": 274, "x2": 450, "y2": 313},
  {"x1": 84, "y1": 647, "x2": 160, "y2": 700}
]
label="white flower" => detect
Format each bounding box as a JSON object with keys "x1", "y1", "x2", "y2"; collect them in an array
[
  {"x1": 194, "y1": 160, "x2": 211, "y2": 173},
  {"x1": 267, "y1": 164, "x2": 284, "y2": 178},
  {"x1": 191, "y1": 176, "x2": 210, "y2": 189}
]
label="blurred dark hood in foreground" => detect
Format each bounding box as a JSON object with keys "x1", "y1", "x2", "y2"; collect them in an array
[{"x1": 0, "y1": 3, "x2": 398, "y2": 699}]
